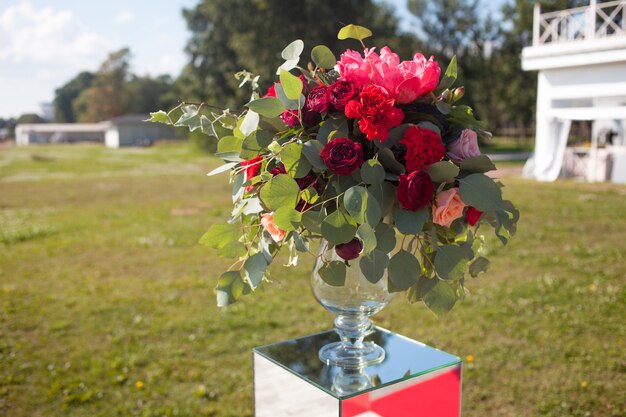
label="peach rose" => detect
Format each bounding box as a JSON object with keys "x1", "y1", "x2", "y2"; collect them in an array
[
  {"x1": 446, "y1": 128, "x2": 481, "y2": 162},
  {"x1": 432, "y1": 188, "x2": 467, "y2": 228},
  {"x1": 261, "y1": 212, "x2": 286, "y2": 242}
]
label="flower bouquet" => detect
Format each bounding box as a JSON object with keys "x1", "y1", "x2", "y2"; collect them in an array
[{"x1": 150, "y1": 25, "x2": 519, "y2": 362}]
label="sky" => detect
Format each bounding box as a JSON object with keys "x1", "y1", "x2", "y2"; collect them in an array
[{"x1": 0, "y1": 0, "x2": 507, "y2": 119}]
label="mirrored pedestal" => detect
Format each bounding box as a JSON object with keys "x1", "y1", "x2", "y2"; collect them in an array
[{"x1": 253, "y1": 327, "x2": 462, "y2": 417}]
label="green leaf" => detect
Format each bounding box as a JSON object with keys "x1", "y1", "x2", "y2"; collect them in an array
[
  {"x1": 449, "y1": 105, "x2": 486, "y2": 129},
  {"x1": 361, "y1": 159, "x2": 385, "y2": 185},
  {"x1": 243, "y1": 253, "x2": 269, "y2": 289},
  {"x1": 274, "y1": 83, "x2": 303, "y2": 110},
  {"x1": 421, "y1": 278, "x2": 457, "y2": 316},
  {"x1": 302, "y1": 140, "x2": 326, "y2": 170},
  {"x1": 469, "y1": 256, "x2": 490, "y2": 278},
  {"x1": 437, "y1": 55, "x2": 457, "y2": 92},
  {"x1": 321, "y1": 210, "x2": 357, "y2": 246},
  {"x1": 311, "y1": 45, "x2": 336, "y2": 69},
  {"x1": 246, "y1": 97, "x2": 285, "y2": 118},
  {"x1": 241, "y1": 131, "x2": 273, "y2": 159},
  {"x1": 428, "y1": 161, "x2": 459, "y2": 184},
  {"x1": 292, "y1": 232, "x2": 309, "y2": 253},
  {"x1": 434, "y1": 244, "x2": 469, "y2": 280},
  {"x1": 388, "y1": 250, "x2": 420, "y2": 291},
  {"x1": 393, "y1": 208, "x2": 428, "y2": 235},
  {"x1": 374, "y1": 223, "x2": 396, "y2": 253},
  {"x1": 318, "y1": 261, "x2": 346, "y2": 287},
  {"x1": 199, "y1": 223, "x2": 239, "y2": 249},
  {"x1": 281, "y1": 142, "x2": 312, "y2": 178},
  {"x1": 240, "y1": 110, "x2": 259, "y2": 137},
  {"x1": 338, "y1": 24, "x2": 373, "y2": 41},
  {"x1": 460, "y1": 155, "x2": 497, "y2": 173},
  {"x1": 359, "y1": 250, "x2": 389, "y2": 284},
  {"x1": 146, "y1": 110, "x2": 171, "y2": 124},
  {"x1": 259, "y1": 174, "x2": 300, "y2": 211},
  {"x1": 343, "y1": 186, "x2": 381, "y2": 226},
  {"x1": 217, "y1": 135, "x2": 243, "y2": 155},
  {"x1": 356, "y1": 224, "x2": 377, "y2": 256},
  {"x1": 301, "y1": 208, "x2": 326, "y2": 234},
  {"x1": 272, "y1": 207, "x2": 302, "y2": 231},
  {"x1": 281, "y1": 39, "x2": 304, "y2": 60},
  {"x1": 279, "y1": 70, "x2": 303, "y2": 100},
  {"x1": 377, "y1": 148, "x2": 405, "y2": 174},
  {"x1": 369, "y1": 182, "x2": 396, "y2": 217},
  {"x1": 436, "y1": 101, "x2": 451, "y2": 115},
  {"x1": 459, "y1": 173, "x2": 504, "y2": 211},
  {"x1": 318, "y1": 118, "x2": 348, "y2": 144},
  {"x1": 174, "y1": 105, "x2": 202, "y2": 131},
  {"x1": 215, "y1": 271, "x2": 244, "y2": 307},
  {"x1": 207, "y1": 162, "x2": 237, "y2": 177}
]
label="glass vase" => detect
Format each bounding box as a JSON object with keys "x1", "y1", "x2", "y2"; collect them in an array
[{"x1": 311, "y1": 240, "x2": 394, "y2": 369}]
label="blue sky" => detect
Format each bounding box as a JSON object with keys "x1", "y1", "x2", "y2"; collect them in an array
[{"x1": 0, "y1": 0, "x2": 507, "y2": 119}]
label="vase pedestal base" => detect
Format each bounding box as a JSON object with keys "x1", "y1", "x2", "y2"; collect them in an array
[{"x1": 253, "y1": 327, "x2": 462, "y2": 417}]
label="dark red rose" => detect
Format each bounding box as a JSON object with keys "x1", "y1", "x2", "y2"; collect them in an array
[
  {"x1": 320, "y1": 137, "x2": 363, "y2": 176},
  {"x1": 282, "y1": 109, "x2": 300, "y2": 127},
  {"x1": 328, "y1": 81, "x2": 360, "y2": 111},
  {"x1": 240, "y1": 156, "x2": 263, "y2": 192},
  {"x1": 306, "y1": 86, "x2": 330, "y2": 113},
  {"x1": 270, "y1": 164, "x2": 287, "y2": 176},
  {"x1": 302, "y1": 108, "x2": 321, "y2": 127},
  {"x1": 400, "y1": 126, "x2": 446, "y2": 173},
  {"x1": 335, "y1": 238, "x2": 363, "y2": 261},
  {"x1": 397, "y1": 170, "x2": 434, "y2": 211},
  {"x1": 344, "y1": 85, "x2": 404, "y2": 141},
  {"x1": 465, "y1": 206, "x2": 483, "y2": 226}
]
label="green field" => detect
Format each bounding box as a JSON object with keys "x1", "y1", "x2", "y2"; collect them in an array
[{"x1": 1, "y1": 144, "x2": 624, "y2": 417}]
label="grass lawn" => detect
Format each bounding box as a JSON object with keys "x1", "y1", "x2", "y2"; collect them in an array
[{"x1": 1, "y1": 143, "x2": 624, "y2": 417}]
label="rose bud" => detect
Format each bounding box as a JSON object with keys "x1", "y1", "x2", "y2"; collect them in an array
[
  {"x1": 320, "y1": 137, "x2": 363, "y2": 176},
  {"x1": 397, "y1": 170, "x2": 435, "y2": 211},
  {"x1": 335, "y1": 238, "x2": 363, "y2": 261}
]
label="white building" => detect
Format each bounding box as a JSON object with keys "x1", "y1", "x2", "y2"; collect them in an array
[
  {"x1": 15, "y1": 115, "x2": 177, "y2": 148},
  {"x1": 522, "y1": 0, "x2": 626, "y2": 183}
]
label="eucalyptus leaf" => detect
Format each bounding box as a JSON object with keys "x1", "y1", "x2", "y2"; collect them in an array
[
  {"x1": 243, "y1": 253, "x2": 269, "y2": 289},
  {"x1": 241, "y1": 130, "x2": 273, "y2": 158},
  {"x1": 274, "y1": 83, "x2": 303, "y2": 110},
  {"x1": 311, "y1": 45, "x2": 336, "y2": 69},
  {"x1": 207, "y1": 162, "x2": 237, "y2": 177},
  {"x1": 302, "y1": 140, "x2": 326, "y2": 170},
  {"x1": 377, "y1": 148, "x2": 406, "y2": 174},
  {"x1": 361, "y1": 159, "x2": 385, "y2": 185},
  {"x1": 246, "y1": 97, "x2": 285, "y2": 118},
  {"x1": 321, "y1": 210, "x2": 357, "y2": 246},
  {"x1": 199, "y1": 223, "x2": 239, "y2": 249},
  {"x1": 388, "y1": 250, "x2": 420, "y2": 291},
  {"x1": 318, "y1": 118, "x2": 348, "y2": 144},
  {"x1": 318, "y1": 261, "x2": 346, "y2": 287},
  {"x1": 428, "y1": 161, "x2": 459, "y2": 184},
  {"x1": 375, "y1": 124, "x2": 410, "y2": 148},
  {"x1": 369, "y1": 182, "x2": 396, "y2": 217},
  {"x1": 259, "y1": 174, "x2": 300, "y2": 211},
  {"x1": 281, "y1": 142, "x2": 312, "y2": 178},
  {"x1": 434, "y1": 244, "x2": 469, "y2": 280},
  {"x1": 292, "y1": 232, "x2": 309, "y2": 253},
  {"x1": 356, "y1": 224, "x2": 377, "y2": 256},
  {"x1": 273, "y1": 206, "x2": 302, "y2": 231},
  {"x1": 280, "y1": 70, "x2": 303, "y2": 100},
  {"x1": 338, "y1": 24, "x2": 373, "y2": 41},
  {"x1": 460, "y1": 155, "x2": 497, "y2": 173},
  {"x1": 468, "y1": 256, "x2": 490, "y2": 278},
  {"x1": 240, "y1": 110, "x2": 259, "y2": 137},
  {"x1": 393, "y1": 208, "x2": 429, "y2": 235},
  {"x1": 374, "y1": 223, "x2": 396, "y2": 253},
  {"x1": 281, "y1": 39, "x2": 304, "y2": 60},
  {"x1": 359, "y1": 250, "x2": 389, "y2": 284},
  {"x1": 420, "y1": 278, "x2": 457, "y2": 316},
  {"x1": 217, "y1": 136, "x2": 243, "y2": 154},
  {"x1": 215, "y1": 271, "x2": 244, "y2": 307},
  {"x1": 459, "y1": 173, "x2": 504, "y2": 211},
  {"x1": 301, "y1": 208, "x2": 326, "y2": 234}
]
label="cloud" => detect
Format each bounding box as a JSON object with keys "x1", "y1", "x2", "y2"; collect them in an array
[
  {"x1": 115, "y1": 10, "x2": 134, "y2": 24},
  {"x1": 0, "y1": 1, "x2": 112, "y2": 67}
]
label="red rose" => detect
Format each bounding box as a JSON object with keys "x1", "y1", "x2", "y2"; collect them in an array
[
  {"x1": 306, "y1": 86, "x2": 330, "y2": 113},
  {"x1": 335, "y1": 238, "x2": 363, "y2": 261},
  {"x1": 344, "y1": 85, "x2": 404, "y2": 141},
  {"x1": 264, "y1": 84, "x2": 277, "y2": 98},
  {"x1": 240, "y1": 156, "x2": 263, "y2": 192},
  {"x1": 397, "y1": 170, "x2": 434, "y2": 211},
  {"x1": 282, "y1": 110, "x2": 300, "y2": 127},
  {"x1": 320, "y1": 137, "x2": 363, "y2": 176},
  {"x1": 328, "y1": 81, "x2": 360, "y2": 111},
  {"x1": 400, "y1": 126, "x2": 446, "y2": 172},
  {"x1": 465, "y1": 206, "x2": 483, "y2": 226}
]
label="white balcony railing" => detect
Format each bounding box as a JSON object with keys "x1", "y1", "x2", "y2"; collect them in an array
[{"x1": 533, "y1": 0, "x2": 626, "y2": 46}]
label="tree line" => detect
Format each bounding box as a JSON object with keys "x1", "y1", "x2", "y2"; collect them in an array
[{"x1": 26, "y1": 0, "x2": 588, "y2": 141}]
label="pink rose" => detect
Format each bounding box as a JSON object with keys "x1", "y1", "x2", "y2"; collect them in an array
[
  {"x1": 432, "y1": 188, "x2": 467, "y2": 228},
  {"x1": 261, "y1": 212, "x2": 286, "y2": 242},
  {"x1": 447, "y1": 129, "x2": 481, "y2": 162},
  {"x1": 336, "y1": 46, "x2": 441, "y2": 104}
]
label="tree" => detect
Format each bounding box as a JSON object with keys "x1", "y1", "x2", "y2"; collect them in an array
[
  {"x1": 53, "y1": 71, "x2": 94, "y2": 122},
  {"x1": 16, "y1": 113, "x2": 46, "y2": 124},
  {"x1": 74, "y1": 48, "x2": 131, "y2": 122},
  {"x1": 180, "y1": 0, "x2": 415, "y2": 108},
  {"x1": 125, "y1": 74, "x2": 177, "y2": 114}
]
